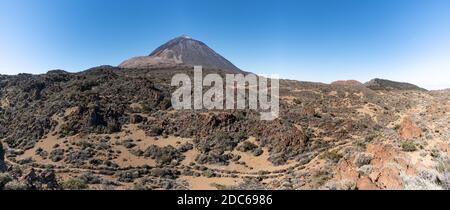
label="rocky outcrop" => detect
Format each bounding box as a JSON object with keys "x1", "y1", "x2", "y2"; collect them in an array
[
  {"x1": 331, "y1": 144, "x2": 415, "y2": 190},
  {"x1": 398, "y1": 116, "x2": 422, "y2": 139},
  {"x1": 17, "y1": 168, "x2": 59, "y2": 190}
]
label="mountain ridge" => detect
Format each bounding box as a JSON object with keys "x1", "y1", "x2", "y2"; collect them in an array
[{"x1": 364, "y1": 78, "x2": 427, "y2": 91}]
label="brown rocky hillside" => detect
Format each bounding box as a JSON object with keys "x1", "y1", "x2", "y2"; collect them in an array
[{"x1": 1, "y1": 65, "x2": 449, "y2": 190}]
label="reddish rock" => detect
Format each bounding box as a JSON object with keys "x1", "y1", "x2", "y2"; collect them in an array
[
  {"x1": 377, "y1": 167, "x2": 403, "y2": 189},
  {"x1": 331, "y1": 144, "x2": 409, "y2": 190},
  {"x1": 398, "y1": 116, "x2": 421, "y2": 139},
  {"x1": 303, "y1": 107, "x2": 316, "y2": 116},
  {"x1": 356, "y1": 176, "x2": 378, "y2": 190},
  {"x1": 334, "y1": 159, "x2": 359, "y2": 181}
]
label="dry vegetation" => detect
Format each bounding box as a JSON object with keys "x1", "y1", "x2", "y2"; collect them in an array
[{"x1": 1, "y1": 66, "x2": 449, "y2": 190}]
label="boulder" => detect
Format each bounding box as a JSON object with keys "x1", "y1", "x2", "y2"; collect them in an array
[
  {"x1": 303, "y1": 107, "x2": 316, "y2": 116},
  {"x1": 19, "y1": 168, "x2": 59, "y2": 190},
  {"x1": 356, "y1": 176, "x2": 378, "y2": 190},
  {"x1": 354, "y1": 153, "x2": 374, "y2": 168},
  {"x1": 21, "y1": 168, "x2": 38, "y2": 189},
  {"x1": 399, "y1": 117, "x2": 422, "y2": 139},
  {"x1": 39, "y1": 169, "x2": 59, "y2": 189},
  {"x1": 376, "y1": 166, "x2": 403, "y2": 189},
  {"x1": 130, "y1": 114, "x2": 145, "y2": 124}
]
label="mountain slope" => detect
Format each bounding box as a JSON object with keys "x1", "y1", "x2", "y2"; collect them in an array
[
  {"x1": 119, "y1": 35, "x2": 243, "y2": 73},
  {"x1": 364, "y1": 78, "x2": 427, "y2": 91},
  {"x1": 331, "y1": 80, "x2": 363, "y2": 86}
]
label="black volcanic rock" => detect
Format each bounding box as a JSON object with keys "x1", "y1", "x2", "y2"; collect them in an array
[
  {"x1": 364, "y1": 78, "x2": 427, "y2": 91},
  {"x1": 119, "y1": 35, "x2": 243, "y2": 73},
  {"x1": 0, "y1": 143, "x2": 5, "y2": 172}
]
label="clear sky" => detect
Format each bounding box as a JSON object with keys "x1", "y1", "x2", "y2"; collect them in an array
[{"x1": 1, "y1": 0, "x2": 449, "y2": 89}]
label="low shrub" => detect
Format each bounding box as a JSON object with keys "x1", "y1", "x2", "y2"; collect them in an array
[
  {"x1": 401, "y1": 141, "x2": 417, "y2": 152},
  {"x1": 61, "y1": 178, "x2": 88, "y2": 190}
]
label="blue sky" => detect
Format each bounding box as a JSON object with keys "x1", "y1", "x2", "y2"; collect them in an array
[{"x1": 1, "y1": 0, "x2": 449, "y2": 89}]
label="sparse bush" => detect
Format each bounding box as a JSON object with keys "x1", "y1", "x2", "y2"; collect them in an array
[
  {"x1": 401, "y1": 141, "x2": 417, "y2": 152},
  {"x1": 122, "y1": 139, "x2": 136, "y2": 149},
  {"x1": 195, "y1": 150, "x2": 232, "y2": 165},
  {"x1": 50, "y1": 148, "x2": 65, "y2": 162},
  {"x1": 320, "y1": 150, "x2": 343, "y2": 163},
  {"x1": 358, "y1": 165, "x2": 373, "y2": 176},
  {"x1": 311, "y1": 170, "x2": 332, "y2": 187},
  {"x1": 202, "y1": 169, "x2": 215, "y2": 178},
  {"x1": 4, "y1": 180, "x2": 27, "y2": 190},
  {"x1": 178, "y1": 143, "x2": 194, "y2": 153},
  {"x1": 143, "y1": 145, "x2": 184, "y2": 165},
  {"x1": 430, "y1": 148, "x2": 440, "y2": 158},
  {"x1": 234, "y1": 131, "x2": 248, "y2": 141},
  {"x1": 0, "y1": 173, "x2": 13, "y2": 189},
  {"x1": 133, "y1": 182, "x2": 146, "y2": 190},
  {"x1": 149, "y1": 126, "x2": 164, "y2": 136},
  {"x1": 35, "y1": 148, "x2": 48, "y2": 159},
  {"x1": 435, "y1": 159, "x2": 450, "y2": 190},
  {"x1": 237, "y1": 141, "x2": 258, "y2": 153},
  {"x1": 253, "y1": 148, "x2": 263, "y2": 156},
  {"x1": 269, "y1": 152, "x2": 288, "y2": 166},
  {"x1": 197, "y1": 131, "x2": 240, "y2": 154},
  {"x1": 78, "y1": 173, "x2": 102, "y2": 184},
  {"x1": 149, "y1": 168, "x2": 177, "y2": 179},
  {"x1": 61, "y1": 178, "x2": 88, "y2": 190},
  {"x1": 354, "y1": 153, "x2": 373, "y2": 167},
  {"x1": 130, "y1": 148, "x2": 143, "y2": 156},
  {"x1": 118, "y1": 170, "x2": 141, "y2": 183}
]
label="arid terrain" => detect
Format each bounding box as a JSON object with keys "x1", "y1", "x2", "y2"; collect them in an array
[{"x1": 1, "y1": 36, "x2": 449, "y2": 190}]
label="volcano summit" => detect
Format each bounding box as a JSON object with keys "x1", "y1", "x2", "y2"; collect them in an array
[{"x1": 119, "y1": 35, "x2": 243, "y2": 73}]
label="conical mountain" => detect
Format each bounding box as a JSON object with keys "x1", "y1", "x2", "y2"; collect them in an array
[{"x1": 119, "y1": 35, "x2": 242, "y2": 73}]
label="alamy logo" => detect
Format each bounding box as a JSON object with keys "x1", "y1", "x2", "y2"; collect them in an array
[{"x1": 171, "y1": 66, "x2": 279, "y2": 121}]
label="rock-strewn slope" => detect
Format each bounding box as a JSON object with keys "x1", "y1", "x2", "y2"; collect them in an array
[{"x1": 0, "y1": 66, "x2": 448, "y2": 190}]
